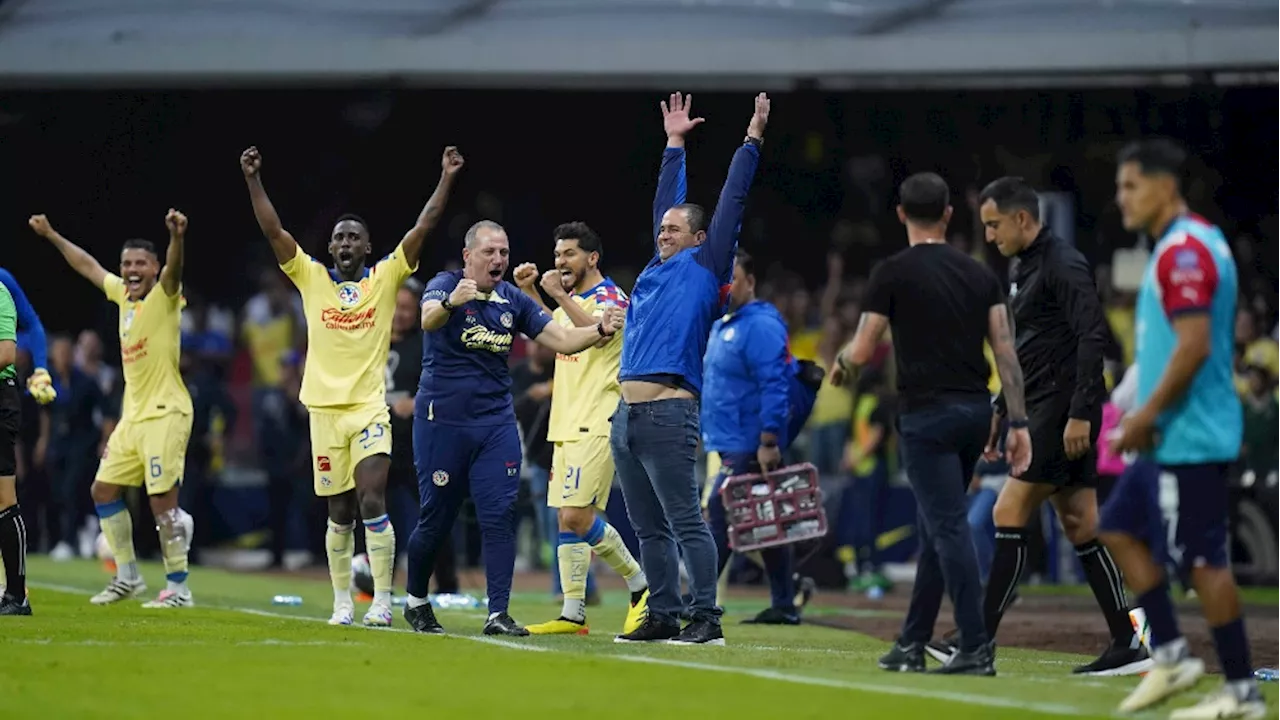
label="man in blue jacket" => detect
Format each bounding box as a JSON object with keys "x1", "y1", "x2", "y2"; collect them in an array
[
  {"x1": 612, "y1": 92, "x2": 769, "y2": 646},
  {"x1": 703, "y1": 248, "x2": 810, "y2": 625}
]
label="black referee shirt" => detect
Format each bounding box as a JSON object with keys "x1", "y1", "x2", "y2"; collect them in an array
[
  {"x1": 998, "y1": 228, "x2": 1107, "y2": 420},
  {"x1": 864, "y1": 242, "x2": 1005, "y2": 413}
]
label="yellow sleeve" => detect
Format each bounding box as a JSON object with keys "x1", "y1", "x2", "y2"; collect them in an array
[
  {"x1": 101, "y1": 273, "x2": 126, "y2": 305},
  {"x1": 377, "y1": 241, "x2": 416, "y2": 284},
  {"x1": 279, "y1": 244, "x2": 315, "y2": 287}
]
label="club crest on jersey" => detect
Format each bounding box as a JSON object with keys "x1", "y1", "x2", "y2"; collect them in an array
[
  {"x1": 336, "y1": 282, "x2": 362, "y2": 308},
  {"x1": 500, "y1": 311, "x2": 513, "y2": 329},
  {"x1": 432, "y1": 470, "x2": 449, "y2": 487},
  {"x1": 722, "y1": 327, "x2": 736, "y2": 342},
  {"x1": 122, "y1": 307, "x2": 136, "y2": 335}
]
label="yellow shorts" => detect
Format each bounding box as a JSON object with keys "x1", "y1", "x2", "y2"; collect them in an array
[
  {"x1": 549, "y1": 436, "x2": 614, "y2": 511},
  {"x1": 309, "y1": 403, "x2": 392, "y2": 497},
  {"x1": 95, "y1": 412, "x2": 193, "y2": 496}
]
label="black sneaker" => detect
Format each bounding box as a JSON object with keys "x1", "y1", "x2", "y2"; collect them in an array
[
  {"x1": 404, "y1": 603, "x2": 445, "y2": 634},
  {"x1": 929, "y1": 642, "x2": 996, "y2": 676},
  {"x1": 1072, "y1": 641, "x2": 1153, "y2": 676},
  {"x1": 925, "y1": 629, "x2": 959, "y2": 663},
  {"x1": 742, "y1": 607, "x2": 800, "y2": 626},
  {"x1": 615, "y1": 615, "x2": 681, "y2": 644},
  {"x1": 0, "y1": 594, "x2": 31, "y2": 616},
  {"x1": 483, "y1": 612, "x2": 530, "y2": 636},
  {"x1": 668, "y1": 619, "x2": 725, "y2": 646},
  {"x1": 878, "y1": 641, "x2": 925, "y2": 672}
]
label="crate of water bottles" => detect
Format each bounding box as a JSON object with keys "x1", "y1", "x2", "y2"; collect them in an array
[{"x1": 719, "y1": 461, "x2": 827, "y2": 553}]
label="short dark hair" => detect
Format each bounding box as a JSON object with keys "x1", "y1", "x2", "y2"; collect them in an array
[
  {"x1": 978, "y1": 176, "x2": 1041, "y2": 222},
  {"x1": 553, "y1": 221, "x2": 603, "y2": 257},
  {"x1": 334, "y1": 213, "x2": 370, "y2": 236},
  {"x1": 1117, "y1": 139, "x2": 1187, "y2": 187},
  {"x1": 898, "y1": 173, "x2": 950, "y2": 224},
  {"x1": 735, "y1": 248, "x2": 755, "y2": 278},
  {"x1": 121, "y1": 238, "x2": 158, "y2": 260},
  {"x1": 672, "y1": 203, "x2": 708, "y2": 234}
]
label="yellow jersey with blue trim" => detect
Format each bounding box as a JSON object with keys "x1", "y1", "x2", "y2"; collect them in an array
[
  {"x1": 102, "y1": 274, "x2": 193, "y2": 421},
  {"x1": 547, "y1": 278, "x2": 627, "y2": 441},
  {"x1": 280, "y1": 243, "x2": 416, "y2": 409}
]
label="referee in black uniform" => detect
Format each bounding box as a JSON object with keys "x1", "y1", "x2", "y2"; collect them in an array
[
  {"x1": 931, "y1": 177, "x2": 1145, "y2": 676},
  {"x1": 831, "y1": 172, "x2": 1030, "y2": 675}
]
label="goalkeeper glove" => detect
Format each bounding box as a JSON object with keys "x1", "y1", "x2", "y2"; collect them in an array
[{"x1": 27, "y1": 367, "x2": 57, "y2": 405}]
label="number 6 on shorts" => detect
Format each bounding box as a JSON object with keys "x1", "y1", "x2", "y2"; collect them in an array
[{"x1": 150, "y1": 456, "x2": 162, "y2": 479}]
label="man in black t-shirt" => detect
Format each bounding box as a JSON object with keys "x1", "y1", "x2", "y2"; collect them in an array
[
  {"x1": 386, "y1": 279, "x2": 457, "y2": 594},
  {"x1": 830, "y1": 172, "x2": 1031, "y2": 676}
]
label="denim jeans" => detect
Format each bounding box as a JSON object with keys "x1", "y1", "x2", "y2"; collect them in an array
[
  {"x1": 897, "y1": 398, "x2": 991, "y2": 652},
  {"x1": 611, "y1": 398, "x2": 721, "y2": 626},
  {"x1": 966, "y1": 487, "x2": 998, "y2": 584}
]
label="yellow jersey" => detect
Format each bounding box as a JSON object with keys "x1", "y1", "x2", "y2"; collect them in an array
[
  {"x1": 547, "y1": 279, "x2": 626, "y2": 441},
  {"x1": 103, "y1": 274, "x2": 192, "y2": 421},
  {"x1": 280, "y1": 243, "x2": 415, "y2": 409}
]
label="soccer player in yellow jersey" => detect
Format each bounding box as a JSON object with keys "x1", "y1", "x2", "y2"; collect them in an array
[
  {"x1": 241, "y1": 145, "x2": 463, "y2": 627},
  {"x1": 513, "y1": 222, "x2": 650, "y2": 635},
  {"x1": 31, "y1": 210, "x2": 198, "y2": 608}
]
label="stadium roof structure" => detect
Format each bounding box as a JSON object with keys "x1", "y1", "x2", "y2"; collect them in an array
[{"x1": 0, "y1": 0, "x2": 1274, "y2": 88}]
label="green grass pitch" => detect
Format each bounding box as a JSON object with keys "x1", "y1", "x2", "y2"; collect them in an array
[{"x1": 3, "y1": 557, "x2": 1274, "y2": 719}]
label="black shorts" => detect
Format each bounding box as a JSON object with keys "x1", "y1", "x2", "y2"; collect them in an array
[
  {"x1": 0, "y1": 378, "x2": 19, "y2": 477},
  {"x1": 1016, "y1": 393, "x2": 1101, "y2": 490}
]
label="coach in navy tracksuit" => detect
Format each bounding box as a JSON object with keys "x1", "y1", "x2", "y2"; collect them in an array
[
  {"x1": 611, "y1": 92, "x2": 768, "y2": 646},
  {"x1": 703, "y1": 248, "x2": 811, "y2": 625}
]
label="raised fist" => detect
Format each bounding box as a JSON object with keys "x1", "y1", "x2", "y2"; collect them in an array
[
  {"x1": 165, "y1": 208, "x2": 188, "y2": 236},
  {"x1": 540, "y1": 269, "x2": 569, "y2": 298},
  {"x1": 512, "y1": 262, "x2": 539, "y2": 290},
  {"x1": 442, "y1": 146, "x2": 464, "y2": 176},
  {"x1": 449, "y1": 278, "x2": 478, "y2": 307},
  {"x1": 28, "y1": 214, "x2": 54, "y2": 239},
  {"x1": 240, "y1": 147, "x2": 262, "y2": 177}
]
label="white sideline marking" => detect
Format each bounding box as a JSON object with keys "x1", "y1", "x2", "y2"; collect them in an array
[
  {"x1": 31, "y1": 582, "x2": 1102, "y2": 717},
  {"x1": 10, "y1": 638, "x2": 361, "y2": 647}
]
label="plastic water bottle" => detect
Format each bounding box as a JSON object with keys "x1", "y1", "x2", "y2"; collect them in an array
[
  {"x1": 1255, "y1": 668, "x2": 1278, "y2": 682},
  {"x1": 271, "y1": 595, "x2": 304, "y2": 606}
]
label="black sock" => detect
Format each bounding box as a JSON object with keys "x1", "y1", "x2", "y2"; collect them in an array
[
  {"x1": 983, "y1": 526, "x2": 1028, "y2": 639},
  {"x1": 0, "y1": 504, "x2": 27, "y2": 599},
  {"x1": 1076, "y1": 539, "x2": 1135, "y2": 645},
  {"x1": 1211, "y1": 618, "x2": 1254, "y2": 682}
]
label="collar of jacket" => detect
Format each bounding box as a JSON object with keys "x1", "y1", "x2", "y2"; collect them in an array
[{"x1": 1018, "y1": 226, "x2": 1055, "y2": 259}]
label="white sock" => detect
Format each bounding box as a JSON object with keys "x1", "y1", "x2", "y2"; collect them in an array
[
  {"x1": 166, "y1": 579, "x2": 189, "y2": 595},
  {"x1": 374, "y1": 590, "x2": 391, "y2": 607},
  {"x1": 561, "y1": 597, "x2": 586, "y2": 623},
  {"x1": 118, "y1": 562, "x2": 141, "y2": 583},
  {"x1": 407, "y1": 594, "x2": 430, "y2": 609},
  {"x1": 1152, "y1": 636, "x2": 1189, "y2": 666},
  {"x1": 1227, "y1": 679, "x2": 1259, "y2": 702},
  {"x1": 624, "y1": 572, "x2": 647, "y2": 593},
  {"x1": 488, "y1": 611, "x2": 501, "y2": 621},
  {"x1": 334, "y1": 587, "x2": 353, "y2": 608}
]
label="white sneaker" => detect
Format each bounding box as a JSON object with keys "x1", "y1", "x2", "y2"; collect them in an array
[
  {"x1": 1117, "y1": 657, "x2": 1206, "y2": 713},
  {"x1": 90, "y1": 577, "x2": 148, "y2": 605},
  {"x1": 50, "y1": 542, "x2": 75, "y2": 562},
  {"x1": 141, "y1": 589, "x2": 194, "y2": 608},
  {"x1": 329, "y1": 604, "x2": 355, "y2": 626},
  {"x1": 363, "y1": 602, "x2": 393, "y2": 627},
  {"x1": 1170, "y1": 687, "x2": 1267, "y2": 719}
]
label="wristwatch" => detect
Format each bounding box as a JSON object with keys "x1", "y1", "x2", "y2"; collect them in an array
[
  {"x1": 440, "y1": 298, "x2": 454, "y2": 313},
  {"x1": 744, "y1": 135, "x2": 763, "y2": 148},
  {"x1": 1008, "y1": 418, "x2": 1029, "y2": 429}
]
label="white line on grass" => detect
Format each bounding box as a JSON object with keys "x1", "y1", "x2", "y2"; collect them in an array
[
  {"x1": 8, "y1": 638, "x2": 364, "y2": 647},
  {"x1": 30, "y1": 582, "x2": 1102, "y2": 717}
]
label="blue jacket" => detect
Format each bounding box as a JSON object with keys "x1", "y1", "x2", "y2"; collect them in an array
[
  {"x1": 701, "y1": 300, "x2": 794, "y2": 454},
  {"x1": 619, "y1": 143, "x2": 760, "y2": 394},
  {"x1": 0, "y1": 268, "x2": 48, "y2": 370}
]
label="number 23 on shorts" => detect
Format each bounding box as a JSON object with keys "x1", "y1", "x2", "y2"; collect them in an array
[{"x1": 359, "y1": 423, "x2": 386, "y2": 450}]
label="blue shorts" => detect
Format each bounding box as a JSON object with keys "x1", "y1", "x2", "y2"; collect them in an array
[{"x1": 1099, "y1": 459, "x2": 1230, "y2": 570}]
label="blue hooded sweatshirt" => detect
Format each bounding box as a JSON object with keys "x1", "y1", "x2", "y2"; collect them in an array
[{"x1": 700, "y1": 300, "x2": 795, "y2": 454}]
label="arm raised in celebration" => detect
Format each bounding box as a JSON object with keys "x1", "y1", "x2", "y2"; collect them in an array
[{"x1": 240, "y1": 147, "x2": 300, "y2": 266}]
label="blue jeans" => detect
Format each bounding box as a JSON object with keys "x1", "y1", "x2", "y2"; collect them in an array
[
  {"x1": 528, "y1": 464, "x2": 597, "y2": 596},
  {"x1": 808, "y1": 421, "x2": 849, "y2": 478},
  {"x1": 611, "y1": 398, "x2": 721, "y2": 626},
  {"x1": 707, "y1": 452, "x2": 796, "y2": 613},
  {"x1": 837, "y1": 459, "x2": 889, "y2": 573},
  {"x1": 897, "y1": 399, "x2": 991, "y2": 652},
  {"x1": 966, "y1": 488, "x2": 998, "y2": 584}
]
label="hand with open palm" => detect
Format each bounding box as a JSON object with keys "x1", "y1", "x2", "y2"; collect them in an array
[{"x1": 661, "y1": 92, "x2": 705, "y2": 145}]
